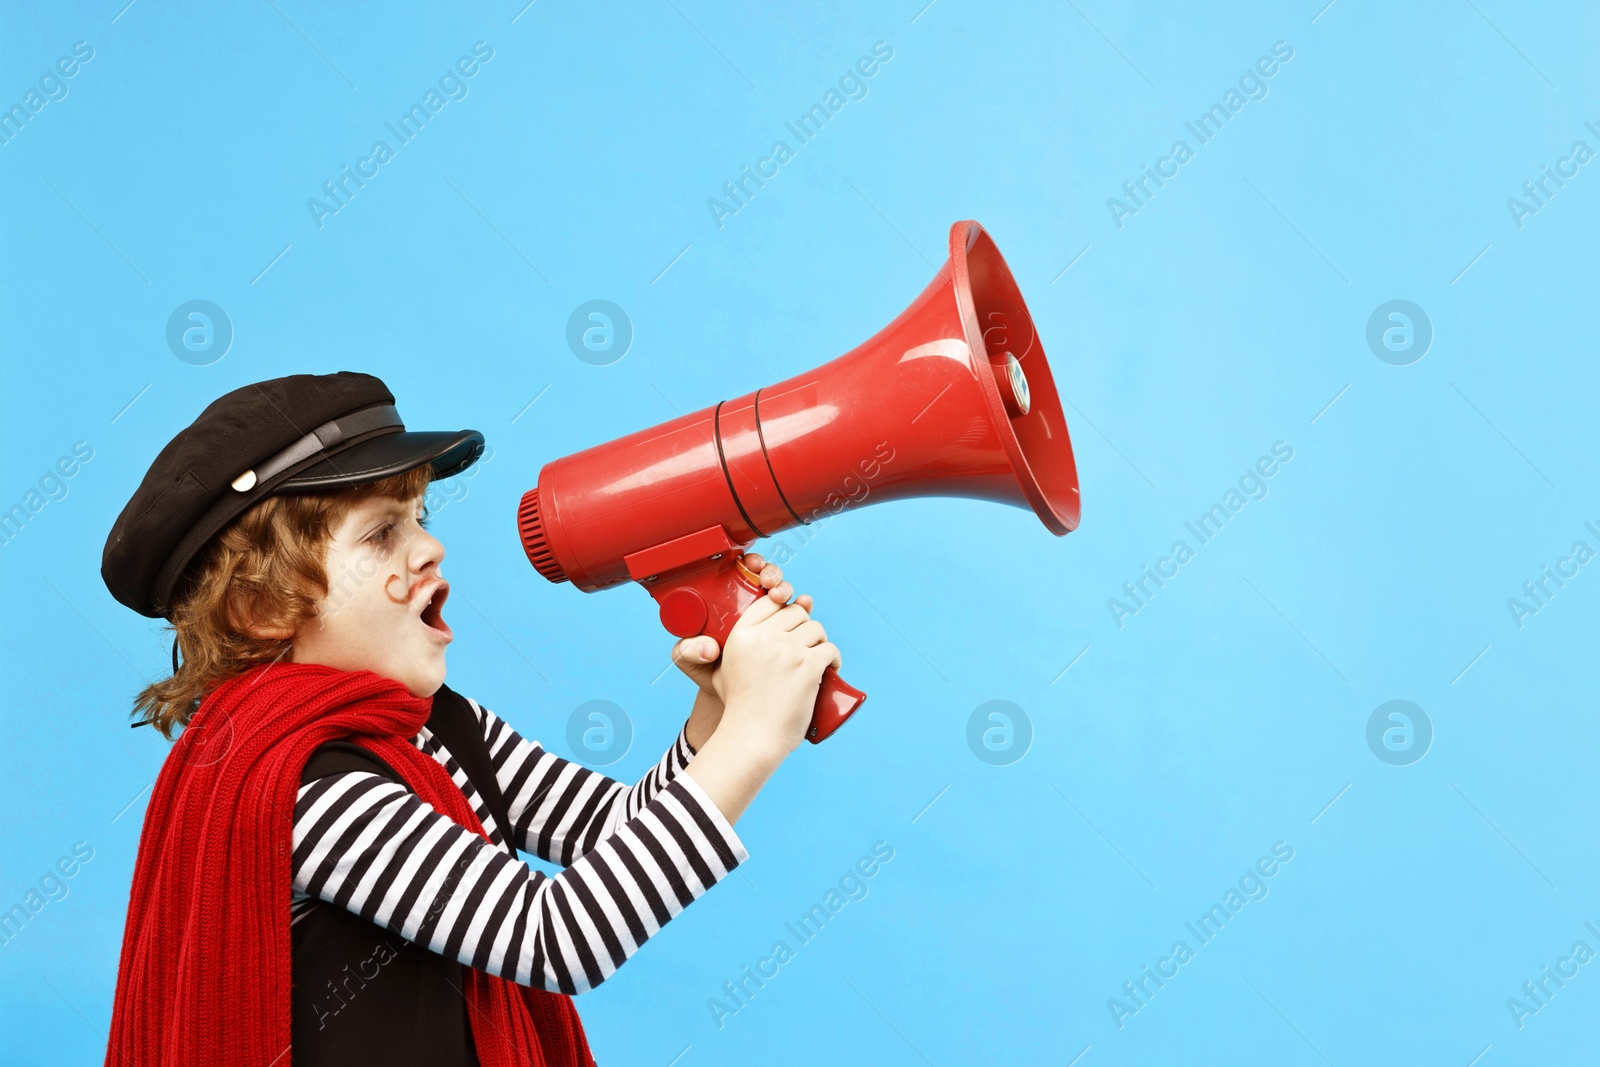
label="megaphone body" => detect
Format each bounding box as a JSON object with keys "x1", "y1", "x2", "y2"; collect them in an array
[{"x1": 519, "y1": 221, "x2": 1080, "y2": 742}]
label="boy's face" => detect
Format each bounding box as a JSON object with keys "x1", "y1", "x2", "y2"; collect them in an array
[{"x1": 289, "y1": 489, "x2": 454, "y2": 698}]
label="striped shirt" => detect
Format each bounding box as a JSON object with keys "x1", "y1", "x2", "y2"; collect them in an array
[{"x1": 289, "y1": 695, "x2": 747, "y2": 994}]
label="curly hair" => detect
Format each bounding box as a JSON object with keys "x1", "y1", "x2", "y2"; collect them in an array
[{"x1": 132, "y1": 466, "x2": 435, "y2": 738}]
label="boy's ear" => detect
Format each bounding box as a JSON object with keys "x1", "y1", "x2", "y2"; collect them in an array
[{"x1": 227, "y1": 590, "x2": 296, "y2": 642}]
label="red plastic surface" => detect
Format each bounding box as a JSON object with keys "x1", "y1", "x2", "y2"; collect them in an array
[
  {"x1": 518, "y1": 220, "x2": 1079, "y2": 745},
  {"x1": 657, "y1": 589, "x2": 709, "y2": 638}
]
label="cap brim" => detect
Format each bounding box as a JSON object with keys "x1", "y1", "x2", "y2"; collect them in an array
[{"x1": 279, "y1": 428, "x2": 485, "y2": 490}]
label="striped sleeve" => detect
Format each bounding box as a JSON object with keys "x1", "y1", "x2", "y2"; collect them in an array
[
  {"x1": 290, "y1": 766, "x2": 747, "y2": 994},
  {"x1": 473, "y1": 698, "x2": 700, "y2": 866}
]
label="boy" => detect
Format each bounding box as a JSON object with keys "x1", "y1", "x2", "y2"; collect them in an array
[{"x1": 99, "y1": 371, "x2": 840, "y2": 1066}]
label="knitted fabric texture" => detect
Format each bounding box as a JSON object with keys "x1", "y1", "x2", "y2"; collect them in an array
[{"x1": 104, "y1": 661, "x2": 594, "y2": 1067}]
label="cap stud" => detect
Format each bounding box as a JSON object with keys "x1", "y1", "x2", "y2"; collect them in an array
[{"x1": 231, "y1": 470, "x2": 257, "y2": 492}]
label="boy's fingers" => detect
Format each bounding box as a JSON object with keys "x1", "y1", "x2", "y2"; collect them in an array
[
  {"x1": 759, "y1": 562, "x2": 783, "y2": 588},
  {"x1": 795, "y1": 619, "x2": 827, "y2": 647},
  {"x1": 770, "y1": 602, "x2": 812, "y2": 631},
  {"x1": 741, "y1": 551, "x2": 766, "y2": 575},
  {"x1": 810, "y1": 641, "x2": 842, "y2": 672},
  {"x1": 672, "y1": 635, "x2": 719, "y2": 663},
  {"x1": 734, "y1": 589, "x2": 786, "y2": 628},
  {"x1": 794, "y1": 593, "x2": 813, "y2": 613}
]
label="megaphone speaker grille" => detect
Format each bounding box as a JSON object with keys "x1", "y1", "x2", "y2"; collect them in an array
[{"x1": 517, "y1": 488, "x2": 569, "y2": 583}]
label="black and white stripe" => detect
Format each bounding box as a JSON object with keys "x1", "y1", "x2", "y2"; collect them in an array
[
  {"x1": 479, "y1": 700, "x2": 699, "y2": 865},
  {"x1": 289, "y1": 700, "x2": 745, "y2": 994}
]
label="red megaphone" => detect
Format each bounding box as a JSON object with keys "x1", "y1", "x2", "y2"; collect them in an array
[{"x1": 519, "y1": 220, "x2": 1080, "y2": 743}]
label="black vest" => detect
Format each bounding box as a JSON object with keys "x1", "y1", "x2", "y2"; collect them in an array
[{"x1": 289, "y1": 683, "x2": 516, "y2": 1066}]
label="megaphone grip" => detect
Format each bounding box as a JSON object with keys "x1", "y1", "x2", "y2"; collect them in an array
[
  {"x1": 630, "y1": 526, "x2": 869, "y2": 746},
  {"x1": 807, "y1": 668, "x2": 866, "y2": 744}
]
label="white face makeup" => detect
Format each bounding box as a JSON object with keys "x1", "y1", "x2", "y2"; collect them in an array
[{"x1": 289, "y1": 491, "x2": 454, "y2": 698}]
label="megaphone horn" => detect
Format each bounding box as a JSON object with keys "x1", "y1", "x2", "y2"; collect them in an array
[{"x1": 520, "y1": 220, "x2": 1080, "y2": 742}]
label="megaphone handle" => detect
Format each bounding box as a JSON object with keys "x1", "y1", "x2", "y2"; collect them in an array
[
  {"x1": 808, "y1": 667, "x2": 866, "y2": 744},
  {"x1": 633, "y1": 530, "x2": 869, "y2": 746}
]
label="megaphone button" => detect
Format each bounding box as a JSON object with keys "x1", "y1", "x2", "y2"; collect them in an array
[{"x1": 658, "y1": 588, "x2": 709, "y2": 637}]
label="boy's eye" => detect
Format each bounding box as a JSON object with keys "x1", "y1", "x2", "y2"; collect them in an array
[{"x1": 369, "y1": 522, "x2": 394, "y2": 545}]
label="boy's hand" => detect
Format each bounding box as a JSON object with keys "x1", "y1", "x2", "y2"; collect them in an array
[
  {"x1": 711, "y1": 573, "x2": 839, "y2": 757},
  {"x1": 675, "y1": 556, "x2": 838, "y2": 825},
  {"x1": 672, "y1": 552, "x2": 809, "y2": 699}
]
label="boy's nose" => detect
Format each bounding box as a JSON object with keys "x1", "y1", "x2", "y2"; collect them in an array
[{"x1": 414, "y1": 528, "x2": 446, "y2": 572}]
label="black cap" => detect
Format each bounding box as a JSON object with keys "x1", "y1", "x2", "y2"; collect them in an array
[{"x1": 102, "y1": 371, "x2": 484, "y2": 620}]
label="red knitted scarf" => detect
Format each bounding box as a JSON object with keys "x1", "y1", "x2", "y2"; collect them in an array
[{"x1": 104, "y1": 661, "x2": 594, "y2": 1067}]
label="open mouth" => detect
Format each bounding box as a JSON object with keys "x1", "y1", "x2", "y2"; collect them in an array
[{"x1": 419, "y1": 581, "x2": 452, "y2": 640}]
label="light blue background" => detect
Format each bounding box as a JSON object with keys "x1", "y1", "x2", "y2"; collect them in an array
[{"x1": 2, "y1": 1, "x2": 1597, "y2": 1064}]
